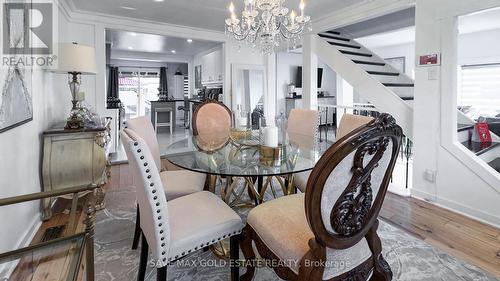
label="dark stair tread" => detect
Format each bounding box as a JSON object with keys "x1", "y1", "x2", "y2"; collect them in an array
[
  {"x1": 352, "y1": 60, "x2": 386, "y2": 66},
  {"x1": 327, "y1": 41, "x2": 361, "y2": 49},
  {"x1": 383, "y1": 83, "x2": 415, "y2": 87},
  {"x1": 340, "y1": 50, "x2": 372, "y2": 57},
  {"x1": 401, "y1": 97, "x2": 414, "y2": 101},
  {"x1": 318, "y1": 33, "x2": 350, "y2": 42},
  {"x1": 367, "y1": 71, "x2": 400, "y2": 76},
  {"x1": 325, "y1": 30, "x2": 341, "y2": 35}
]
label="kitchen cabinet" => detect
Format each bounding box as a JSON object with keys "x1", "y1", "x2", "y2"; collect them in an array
[{"x1": 201, "y1": 48, "x2": 223, "y2": 85}]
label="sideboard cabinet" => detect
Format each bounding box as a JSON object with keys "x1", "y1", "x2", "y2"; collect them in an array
[{"x1": 41, "y1": 118, "x2": 111, "y2": 220}]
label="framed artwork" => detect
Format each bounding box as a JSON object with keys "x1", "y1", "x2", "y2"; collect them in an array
[
  {"x1": 195, "y1": 65, "x2": 202, "y2": 89},
  {"x1": 384, "y1": 57, "x2": 406, "y2": 74},
  {"x1": 0, "y1": 2, "x2": 33, "y2": 133},
  {"x1": 0, "y1": 67, "x2": 33, "y2": 133}
]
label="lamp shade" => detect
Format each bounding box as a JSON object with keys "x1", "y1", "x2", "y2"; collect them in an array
[{"x1": 57, "y1": 43, "x2": 97, "y2": 74}]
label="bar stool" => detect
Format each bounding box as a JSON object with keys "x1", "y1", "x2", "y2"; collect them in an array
[{"x1": 155, "y1": 107, "x2": 173, "y2": 134}]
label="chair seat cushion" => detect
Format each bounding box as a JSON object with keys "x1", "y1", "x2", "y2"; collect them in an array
[
  {"x1": 247, "y1": 194, "x2": 371, "y2": 276},
  {"x1": 168, "y1": 191, "x2": 244, "y2": 260},
  {"x1": 160, "y1": 170, "x2": 206, "y2": 201},
  {"x1": 294, "y1": 171, "x2": 311, "y2": 193}
]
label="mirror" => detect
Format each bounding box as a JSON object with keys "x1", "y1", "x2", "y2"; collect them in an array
[{"x1": 231, "y1": 64, "x2": 265, "y2": 116}]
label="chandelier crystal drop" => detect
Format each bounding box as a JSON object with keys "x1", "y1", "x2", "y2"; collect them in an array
[{"x1": 225, "y1": 0, "x2": 311, "y2": 54}]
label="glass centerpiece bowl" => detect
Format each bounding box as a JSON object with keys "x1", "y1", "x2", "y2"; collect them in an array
[{"x1": 230, "y1": 110, "x2": 253, "y2": 143}]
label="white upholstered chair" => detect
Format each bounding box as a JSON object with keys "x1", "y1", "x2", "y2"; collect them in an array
[
  {"x1": 241, "y1": 114, "x2": 402, "y2": 281},
  {"x1": 125, "y1": 116, "x2": 206, "y2": 249},
  {"x1": 121, "y1": 129, "x2": 244, "y2": 281},
  {"x1": 294, "y1": 113, "x2": 374, "y2": 193}
]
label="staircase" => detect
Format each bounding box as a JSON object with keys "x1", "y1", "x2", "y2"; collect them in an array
[
  {"x1": 313, "y1": 30, "x2": 414, "y2": 138},
  {"x1": 316, "y1": 30, "x2": 500, "y2": 173}
]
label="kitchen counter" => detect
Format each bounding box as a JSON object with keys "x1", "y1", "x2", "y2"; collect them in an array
[{"x1": 285, "y1": 95, "x2": 336, "y2": 100}]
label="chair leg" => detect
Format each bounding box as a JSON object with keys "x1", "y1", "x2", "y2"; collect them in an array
[
  {"x1": 240, "y1": 226, "x2": 256, "y2": 281},
  {"x1": 170, "y1": 111, "x2": 173, "y2": 135},
  {"x1": 366, "y1": 220, "x2": 392, "y2": 281},
  {"x1": 137, "y1": 232, "x2": 149, "y2": 281},
  {"x1": 157, "y1": 266, "x2": 167, "y2": 281},
  {"x1": 230, "y1": 234, "x2": 241, "y2": 281},
  {"x1": 132, "y1": 205, "x2": 141, "y2": 250}
]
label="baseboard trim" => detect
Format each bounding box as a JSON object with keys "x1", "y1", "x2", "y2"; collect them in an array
[
  {"x1": 0, "y1": 214, "x2": 42, "y2": 279},
  {"x1": 411, "y1": 189, "x2": 500, "y2": 229}
]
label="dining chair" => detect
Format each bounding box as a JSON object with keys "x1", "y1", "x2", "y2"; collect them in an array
[
  {"x1": 191, "y1": 100, "x2": 240, "y2": 201},
  {"x1": 267, "y1": 109, "x2": 319, "y2": 196},
  {"x1": 294, "y1": 113, "x2": 374, "y2": 193},
  {"x1": 125, "y1": 116, "x2": 207, "y2": 249},
  {"x1": 192, "y1": 99, "x2": 232, "y2": 138},
  {"x1": 121, "y1": 128, "x2": 244, "y2": 281},
  {"x1": 241, "y1": 114, "x2": 402, "y2": 281}
]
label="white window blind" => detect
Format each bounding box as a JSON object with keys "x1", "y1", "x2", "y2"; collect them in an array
[{"x1": 459, "y1": 64, "x2": 500, "y2": 119}]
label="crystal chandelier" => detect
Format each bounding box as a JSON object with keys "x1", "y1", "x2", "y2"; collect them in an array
[{"x1": 225, "y1": 0, "x2": 311, "y2": 54}]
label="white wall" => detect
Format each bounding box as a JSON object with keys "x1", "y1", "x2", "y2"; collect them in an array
[
  {"x1": 276, "y1": 51, "x2": 337, "y2": 114},
  {"x1": 0, "y1": 6, "x2": 95, "y2": 277},
  {"x1": 367, "y1": 28, "x2": 500, "y2": 77},
  {"x1": 412, "y1": 0, "x2": 500, "y2": 227},
  {"x1": 372, "y1": 43, "x2": 416, "y2": 78}
]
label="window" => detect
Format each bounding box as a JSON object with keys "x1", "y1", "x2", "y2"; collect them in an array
[
  {"x1": 458, "y1": 64, "x2": 500, "y2": 120},
  {"x1": 119, "y1": 71, "x2": 160, "y2": 120}
]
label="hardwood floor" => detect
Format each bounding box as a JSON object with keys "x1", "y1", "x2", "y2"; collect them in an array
[
  {"x1": 7, "y1": 163, "x2": 500, "y2": 280},
  {"x1": 7, "y1": 196, "x2": 89, "y2": 281},
  {"x1": 380, "y1": 193, "x2": 500, "y2": 277}
]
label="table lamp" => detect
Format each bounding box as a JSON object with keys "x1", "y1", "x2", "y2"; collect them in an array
[{"x1": 57, "y1": 42, "x2": 97, "y2": 129}]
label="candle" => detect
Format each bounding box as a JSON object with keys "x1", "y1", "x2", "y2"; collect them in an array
[
  {"x1": 76, "y1": 91, "x2": 85, "y2": 101},
  {"x1": 290, "y1": 10, "x2": 296, "y2": 25},
  {"x1": 300, "y1": 0, "x2": 305, "y2": 16},
  {"x1": 263, "y1": 126, "x2": 279, "y2": 147}
]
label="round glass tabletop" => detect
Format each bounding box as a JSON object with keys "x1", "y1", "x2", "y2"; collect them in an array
[{"x1": 164, "y1": 131, "x2": 325, "y2": 177}]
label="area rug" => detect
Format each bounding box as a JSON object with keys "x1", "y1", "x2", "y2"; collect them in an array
[{"x1": 94, "y1": 185, "x2": 500, "y2": 281}]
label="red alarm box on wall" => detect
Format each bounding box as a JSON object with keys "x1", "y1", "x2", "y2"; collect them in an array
[{"x1": 472, "y1": 122, "x2": 492, "y2": 143}]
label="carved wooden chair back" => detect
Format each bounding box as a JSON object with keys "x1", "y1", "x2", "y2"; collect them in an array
[
  {"x1": 192, "y1": 99, "x2": 232, "y2": 137},
  {"x1": 304, "y1": 114, "x2": 402, "y2": 279}
]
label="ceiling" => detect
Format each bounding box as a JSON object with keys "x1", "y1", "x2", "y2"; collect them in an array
[
  {"x1": 336, "y1": 8, "x2": 415, "y2": 39},
  {"x1": 68, "y1": 0, "x2": 364, "y2": 31},
  {"x1": 106, "y1": 30, "x2": 221, "y2": 56},
  {"x1": 354, "y1": 6, "x2": 500, "y2": 49}
]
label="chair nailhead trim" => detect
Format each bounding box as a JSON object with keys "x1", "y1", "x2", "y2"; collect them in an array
[{"x1": 131, "y1": 144, "x2": 169, "y2": 265}]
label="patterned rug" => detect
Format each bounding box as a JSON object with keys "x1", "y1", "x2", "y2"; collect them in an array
[{"x1": 94, "y1": 185, "x2": 500, "y2": 281}]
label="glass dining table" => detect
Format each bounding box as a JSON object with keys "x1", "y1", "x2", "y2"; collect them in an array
[{"x1": 164, "y1": 130, "x2": 326, "y2": 206}]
